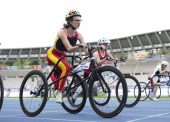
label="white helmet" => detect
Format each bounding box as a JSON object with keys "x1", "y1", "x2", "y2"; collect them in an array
[
  {"x1": 161, "y1": 61, "x2": 169, "y2": 66},
  {"x1": 98, "y1": 38, "x2": 110, "y2": 44}
]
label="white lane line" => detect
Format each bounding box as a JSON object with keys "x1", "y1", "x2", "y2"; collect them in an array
[
  {"x1": 1, "y1": 108, "x2": 95, "y2": 115},
  {"x1": 42, "y1": 111, "x2": 96, "y2": 115},
  {"x1": 2, "y1": 108, "x2": 21, "y2": 111},
  {"x1": 133, "y1": 106, "x2": 170, "y2": 108},
  {"x1": 0, "y1": 114, "x2": 24, "y2": 117},
  {"x1": 124, "y1": 108, "x2": 170, "y2": 112},
  {"x1": 3, "y1": 105, "x2": 93, "y2": 109},
  {"x1": 0, "y1": 116, "x2": 97, "y2": 122},
  {"x1": 2, "y1": 108, "x2": 95, "y2": 114},
  {"x1": 126, "y1": 112, "x2": 170, "y2": 122},
  {"x1": 3, "y1": 108, "x2": 170, "y2": 116}
]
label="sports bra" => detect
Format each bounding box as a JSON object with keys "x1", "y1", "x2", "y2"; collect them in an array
[{"x1": 55, "y1": 28, "x2": 78, "y2": 52}]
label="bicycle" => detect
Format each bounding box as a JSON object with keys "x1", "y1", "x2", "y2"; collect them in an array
[
  {"x1": 138, "y1": 73, "x2": 170, "y2": 101},
  {"x1": 62, "y1": 56, "x2": 129, "y2": 114},
  {"x1": 0, "y1": 75, "x2": 4, "y2": 110},
  {"x1": 110, "y1": 59, "x2": 141, "y2": 108},
  {"x1": 19, "y1": 45, "x2": 128, "y2": 118}
]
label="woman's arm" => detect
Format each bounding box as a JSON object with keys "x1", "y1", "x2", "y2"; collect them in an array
[
  {"x1": 77, "y1": 32, "x2": 88, "y2": 54},
  {"x1": 106, "y1": 50, "x2": 113, "y2": 59}
]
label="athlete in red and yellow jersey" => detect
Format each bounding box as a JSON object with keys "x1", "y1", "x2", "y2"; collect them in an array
[{"x1": 46, "y1": 10, "x2": 86, "y2": 103}]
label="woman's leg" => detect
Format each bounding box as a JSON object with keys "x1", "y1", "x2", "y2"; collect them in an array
[
  {"x1": 57, "y1": 59, "x2": 71, "y2": 91},
  {"x1": 152, "y1": 76, "x2": 158, "y2": 97},
  {"x1": 46, "y1": 48, "x2": 70, "y2": 92}
]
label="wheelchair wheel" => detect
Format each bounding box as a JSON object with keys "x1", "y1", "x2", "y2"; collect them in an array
[
  {"x1": 89, "y1": 66, "x2": 127, "y2": 118},
  {"x1": 0, "y1": 76, "x2": 4, "y2": 110},
  {"x1": 117, "y1": 75, "x2": 141, "y2": 108},
  {"x1": 61, "y1": 74, "x2": 87, "y2": 114},
  {"x1": 137, "y1": 82, "x2": 150, "y2": 101},
  {"x1": 168, "y1": 85, "x2": 170, "y2": 97},
  {"x1": 148, "y1": 83, "x2": 161, "y2": 100},
  {"x1": 19, "y1": 70, "x2": 48, "y2": 117}
]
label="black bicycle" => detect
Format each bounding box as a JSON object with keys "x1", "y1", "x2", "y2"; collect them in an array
[
  {"x1": 0, "y1": 75, "x2": 4, "y2": 110},
  {"x1": 62, "y1": 55, "x2": 128, "y2": 115},
  {"x1": 111, "y1": 59, "x2": 141, "y2": 108},
  {"x1": 19, "y1": 45, "x2": 127, "y2": 118},
  {"x1": 120, "y1": 74, "x2": 141, "y2": 107},
  {"x1": 138, "y1": 73, "x2": 170, "y2": 101}
]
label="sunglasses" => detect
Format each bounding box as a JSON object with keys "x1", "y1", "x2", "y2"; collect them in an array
[{"x1": 73, "y1": 19, "x2": 82, "y2": 22}]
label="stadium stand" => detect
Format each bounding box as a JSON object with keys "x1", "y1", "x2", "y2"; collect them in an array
[
  {"x1": 118, "y1": 59, "x2": 170, "y2": 75},
  {"x1": 1, "y1": 29, "x2": 170, "y2": 63},
  {"x1": 0, "y1": 29, "x2": 170, "y2": 76}
]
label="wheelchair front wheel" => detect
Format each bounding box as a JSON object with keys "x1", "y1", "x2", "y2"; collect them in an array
[
  {"x1": 89, "y1": 66, "x2": 127, "y2": 118},
  {"x1": 0, "y1": 76, "x2": 4, "y2": 110},
  {"x1": 19, "y1": 70, "x2": 48, "y2": 117}
]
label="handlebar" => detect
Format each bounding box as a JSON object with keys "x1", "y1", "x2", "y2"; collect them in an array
[
  {"x1": 76, "y1": 44, "x2": 102, "y2": 58},
  {"x1": 152, "y1": 72, "x2": 170, "y2": 78},
  {"x1": 76, "y1": 44, "x2": 126, "y2": 66},
  {"x1": 76, "y1": 44, "x2": 101, "y2": 50},
  {"x1": 106, "y1": 58, "x2": 125, "y2": 67}
]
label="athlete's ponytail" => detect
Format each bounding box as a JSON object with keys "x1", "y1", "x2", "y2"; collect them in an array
[{"x1": 63, "y1": 23, "x2": 70, "y2": 29}]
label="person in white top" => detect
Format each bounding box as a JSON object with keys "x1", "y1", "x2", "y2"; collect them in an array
[{"x1": 148, "y1": 60, "x2": 169, "y2": 100}]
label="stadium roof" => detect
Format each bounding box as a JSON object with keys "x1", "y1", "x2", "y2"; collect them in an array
[{"x1": 1, "y1": 29, "x2": 170, "y2": 64}]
